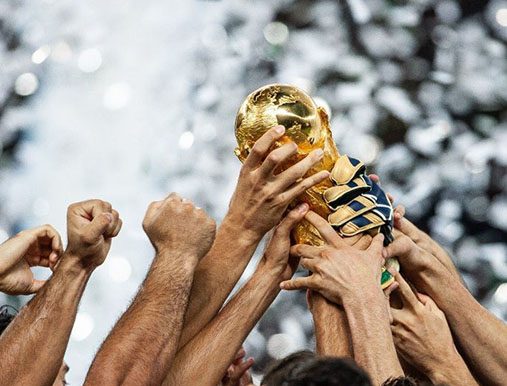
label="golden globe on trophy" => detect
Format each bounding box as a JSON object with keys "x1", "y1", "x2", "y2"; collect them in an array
[{"x1": 234, "y1": 84, "x2": 398, "y2": 288}]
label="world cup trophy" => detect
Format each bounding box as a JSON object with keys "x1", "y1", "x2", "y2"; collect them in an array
[{"x1": 234, "y1": 84, "x2": 398, "y2": 288}]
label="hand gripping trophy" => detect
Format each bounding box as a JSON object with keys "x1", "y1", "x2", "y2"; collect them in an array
[{"x1": 234, "y1": 84, "x2": 398, "y2": 288}]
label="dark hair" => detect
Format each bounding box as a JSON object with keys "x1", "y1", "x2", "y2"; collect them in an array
[
  {"x1": 0, "y1": 305, "x2": 17, "y2": 335},
  {"x1": 263, "y1": 353, "x2": 372, "y2": 386},
  {"x1": 262, "y1": 350, "x2": 315, "y2": 385},
  {"x1": 383, "y1": 377, "x2": 419, "y2": 386}
]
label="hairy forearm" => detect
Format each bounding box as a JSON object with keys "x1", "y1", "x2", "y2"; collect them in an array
[
  {"x1": 344, "y1": 290, "x2": 403, "y2": 385},
  {"x1": 85, "y1": 252, "x2": 196, "y2": 386},
  {"x1": 164, "y1": 264, "x2": 279, "y2": 386},
  {"x1": 0, "y1": 255, "x2": 90, "y2": 386},
  {"x1": 430, "y1": 352, "x2": 478, "y2": 386},
  {"x1": 177, "y1": 216, "x2": 261, "y2": 347},
  {"x1": 427, "y1": 270, "x2": 507, "y2": 386},
  {"x1": 312, "y1": 292, "x2": 352, "y2": 357}
]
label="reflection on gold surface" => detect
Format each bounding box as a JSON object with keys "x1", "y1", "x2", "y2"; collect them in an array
[{"x1": 235, "y1": 84, "x2": 342, "y2": 246}]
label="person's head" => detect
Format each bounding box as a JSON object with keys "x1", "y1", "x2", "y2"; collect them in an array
[
  {"x1": 262, "y1": 350, "x2": 315, "y2": 386},
  {"x1": 0, "y1": 305, "x2": 69, "y2": 386},
  {"x1": 263, "y1": 352, "x2": 372, "y2": 386},
  {"x1": 382, "y1": 377, "x2": 418, "y2": 386}
]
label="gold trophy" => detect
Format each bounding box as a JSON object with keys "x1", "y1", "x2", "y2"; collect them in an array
[{"x1": 234, "y1": 84, "x2": 397, "y2": 288}]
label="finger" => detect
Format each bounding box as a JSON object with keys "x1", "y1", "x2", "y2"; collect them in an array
[
  {"x1": 299, "y1": 257, "x2": 319, "y2": 272},
  {"x1": 280, "y1": 170, "x2": 330, "y2": 204},
  {"x1": 303, "y1": 211, "x2": 344, "y2": 248},
  {"x1": 105, "y1": 209, "x2": 120, "y2": 236},
  {"x1": 231, "y1": 358, "x2": 254, "y2": 382},
  {"x1": 85, "y1": 212, "x2": 113, "y2": 242},
  {"x1": 416, "y1": 292, "x2": 435, "y2": 306},
  {"x1": 280, "y1": 276, "x2": 316, "y2": 291},
  {"x1": 368, "y1": 174, "x2": 380, "y2": 184},
  {"x1": 274, "y1": 204, "x2": 309, "y2": 238},
  {"x1": 387, "y1": 193, "x2": 395, "y2": 204},
  {"x1": 80, "y1": 199, "x2": 113, "y2": 218},
  {"x1": 243, "y1": 126, "x2": 286, "y2": 169},
  {"x1": 290, "y1": 244, "x2": 322, "y2": 260},
  {"x1": 276, "y1": 149, "x2": 324, "y2": 189},
  {"x1": 28, "y1": 279, "x2": 47, "y2": 293},
  {"x1": 258, "y1": 142, "x2": 298, "y2": 177},
  {"x1": 367, "y1": 234, "x2": 385, "y2": 258},
  {"x1": 384, "y1": 281, "x2": 399, "y2": 298},
  {"x1": 40, "y1": 225, "x2": 63, "y2": 256},
  {"x1": 392, "y1": 270, "x2": 419, "y2": 309},
  {"x1": 234, "y1": 347, "x2": 246, "y2": 362},
  {"x1": 110, "y1": 218, "x2": 123, "y2": 238},
  {"x1": 384, "y1": 235, "x2": 415, "y2": 260},
  {"x1": 390, "y1": 307, "x2": 403, "y2": 323}
]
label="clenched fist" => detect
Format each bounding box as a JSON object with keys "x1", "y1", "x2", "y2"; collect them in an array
[
  {"x1": 65, "y1": 199, "x2": 122, "y2": 270},
  {"x1": 0, "y1": 224, "x2": 63, "y2": 294},
  {"x1": 143, "y1": 193, "x2": 216, "y2": 261}
]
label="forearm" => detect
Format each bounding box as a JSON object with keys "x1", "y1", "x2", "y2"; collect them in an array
[
  {"x1": 178, "y1": 216, "x2": 261, "y2": 347},
  {"x1": 312, "y1": 292, "x2": 352, "y2": 357},
  {"x1": 0, "y1": 255, "x2": 90, "y2": 386},
  {"x1": 344, "y1": 290, "x2": 403, "y2": 385},
  {"x1": 164, "y1": 264, "x2": 280, "y2": 386},
  {"x1": 86, "y1": 252, "x2": 196, "y2": 386},
  {"x1": 428, "y1": 270, "x2": 507, "y2": 386},
  {"x1": 430, "y1": 353, "x2": 478, "y2": 386}
]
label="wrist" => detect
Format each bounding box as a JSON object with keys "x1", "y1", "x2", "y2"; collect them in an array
[
  {"x1": 155, "y1": 248, "x2": 200, "y2": 270},
  {"x1": 58, "y1": 252, "x2": 95, "y2": 278},
  {"x1": 222, "y1": 212, "x2": 264, "y2": 245},
  {"x1": 429, "y1": 352, "x2": 469, "y2": 385},
  {"x1": 342, "y1": 283, "x2": 384, "y2": 309}
]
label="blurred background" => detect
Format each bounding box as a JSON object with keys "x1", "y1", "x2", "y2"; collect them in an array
[{"x1": 1, "y1": 0, "x2": 506, "y2": 383}]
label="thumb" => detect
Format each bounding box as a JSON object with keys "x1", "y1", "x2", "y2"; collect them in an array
[
  {"x1": 85, "y1": 213, "x2": 113, "y2": 242},
  {"x1": 28, "y1": 279, "x2": 47, "y2": 293},
  {"x1": 367, "y1": 233, "x2": 385, "y2": 257}
]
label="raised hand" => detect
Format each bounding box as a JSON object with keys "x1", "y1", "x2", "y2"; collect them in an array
[
  {"x1": 143, "y1": 193, "x2": 216, "y2": 262},
  {"x1": 280, "y1": 211, "x2": 385, "y2": 304},
  {"x1": 228, "y1": 126, "x2": 329, "y2": 241},
  {"x1": 0, "y1": 225, "x2": 63, "y2": 294},
  {"x1": 65, "y1": 199, "x2": 122, "y2": 270},
  {"x1": 259, "y1": 203, "x2": 309, "y2": 281},
  {"x1": 220, "y1": 348, "x2": 254, "y2": 386},
  {"x1": 390, "y1": 272, "x2": 478, "y2": 385}
]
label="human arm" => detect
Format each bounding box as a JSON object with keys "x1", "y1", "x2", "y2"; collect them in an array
[
  {"x1": 177, "y1": 126, "x2": 329, "y2": 347},
  {"x1": 163, "y1": 204, "x2": 309, "y2": 386},
  {"x1": 386, "y1": 217, "x2": 507, "y2": 386},
  {"x1": 0, "y1": 199, "x2": 121, "y2": 386},
  {"x1": 309, "y1": 291, "x2": 352, "y2": 357},
  {"x1": 0, "y1": 224, "x2": 62, "y2": 294},
  {"x1": 281, "y1": 211, "x2": 403, "y2": 385},
  {"x1": 390, "y1": 271, "x2": 477, "y2": 385},
  {"x1": 85, "y1": 194, "x2": 216, "y2": 386}
]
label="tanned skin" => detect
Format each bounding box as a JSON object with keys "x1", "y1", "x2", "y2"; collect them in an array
[
  {"x1": 281, "y1": 211, "x2": 404, "y2": 385},
  {"x1": 390, "y1": 271, "x2": 478, "y2": 386},
  {"x1": 176, "y1": 126, "x2": 329, "y2": 348},
  {"x1": 0, "y1": 224, "x2": 63, "y2": 295},
  {"x1": 309, "y1": 231, "x2": 386, "y2": 359},
  {"x1": 163, "y1": 204, "x2": 310, "y2": 386},
  {"x1": 385, "y1": 217, "x2": 507, "y2": 386},
  {"x1": 85, "y1": 194, "x2": 216, "y2": 386},
  {"x1": 0, "y1": 199, "x2": 122, "y2": 386}
]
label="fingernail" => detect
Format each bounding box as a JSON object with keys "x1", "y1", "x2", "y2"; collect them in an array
[
  {"x1": 387, "y1": 266, "x2": 397, "y2": 276},
  {"x1": 275, "y1": 125, "x2": 285, "y2": 134},
  {"x1": 104, "y1": 213, "x2": 113, "y2": 222},
  {"x1": 315, "y1": 149, "x2": 324, "y2": 158},
  {"x1": 298, "y1": 203, "x2": 309, "y2": 213}
]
